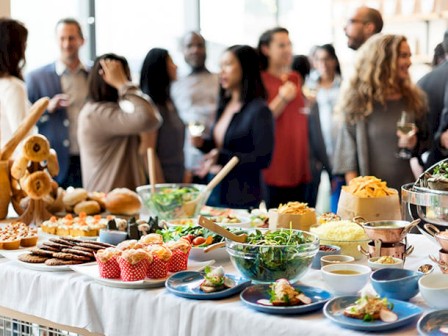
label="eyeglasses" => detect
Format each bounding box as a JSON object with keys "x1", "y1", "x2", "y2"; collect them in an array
[{"x1": 347, "y1": 18, "x2": 368, "y2": 25}]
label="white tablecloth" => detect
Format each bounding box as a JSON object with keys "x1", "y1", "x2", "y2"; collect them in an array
[{"x1": 0, "y1": 234, "x2": 440, "y2": 336}]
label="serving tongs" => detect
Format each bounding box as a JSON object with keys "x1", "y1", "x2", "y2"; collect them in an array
[{"x1": 198, "y1": 215, "x2": 247, "y2": 243}]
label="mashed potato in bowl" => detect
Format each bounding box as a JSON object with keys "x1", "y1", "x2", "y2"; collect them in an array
[{"x1": 310, "y1": 220, "x2": 369, "y2": 260}]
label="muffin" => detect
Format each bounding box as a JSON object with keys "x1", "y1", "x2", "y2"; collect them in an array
[
  {"x1": 166, "y1": 239, "x2": 191, "y2": 272},
  {"x1": 139, "y1": 233, "x2": 163, "y2": 246},
  {"x1": 146, "y1": 245, "x2": 172, "y2": 279},
  {"x1": 117, "y1": 249, "x2": 152, "y2": 281},
  {"x1": 95, "y1": 247, "x2": 122, "y2": 279}
]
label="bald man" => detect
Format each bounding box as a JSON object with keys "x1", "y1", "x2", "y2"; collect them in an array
[{"x1": 344, "y1": 6, "x2": 383, "y2": 50}]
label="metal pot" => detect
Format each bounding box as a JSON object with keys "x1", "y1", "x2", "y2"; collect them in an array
[
  {"x1": 424, "y1": 223, "x2": 448, "y2": 251},
  {"x1": 358, "y1": 240, "x2": 414, "y2": 261},
  {"x1": 429, "y1": 251, "x2": 448, "y2": 274},
  {"x1": 354, "y1": 216, "x2": 420, "y2": 243}
]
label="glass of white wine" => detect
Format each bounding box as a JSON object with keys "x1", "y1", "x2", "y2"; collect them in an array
[
  {"x1": 188, "y1": 120, "x2": 205, "y2": 137},
  {"x1": 395, "y1": 111, "x2": 416, "y2": 160}
]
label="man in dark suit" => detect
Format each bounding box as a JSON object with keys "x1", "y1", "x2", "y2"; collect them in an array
[
  {"x1": 417, "y1": 30, "x2": 448, "y2": 168},
  {"x1": 26, "y1": 18, "x2": 88, "y2": 188}
]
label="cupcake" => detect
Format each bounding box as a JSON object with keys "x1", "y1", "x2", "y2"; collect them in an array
[
  {"x1": 116, "y1": 239, "x2": 144, "y2": 251},
  {"x1": 146, "y1": 245, "x2": 172, "y2": 279},
  {"x1": 117, "y1": 249, "x2": 152, "y2": 281},
  {"x1": 139, "y1": 233, "x2": 163, "y2": 246},
  {"x1": 166, "y1": 239, "x2": 191, "y2": 272},
  {"x1": 95, "y1": 248, "x2": 121, "y2": 279}
]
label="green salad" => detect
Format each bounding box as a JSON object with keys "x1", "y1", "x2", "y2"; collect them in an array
[
  {"x1": 147, "y1": 186, "x2": 200, "y2": 219},
  {"x1": 433, "y1": 162, "x2": 448, "y2": 178},
  {"x1": 228, "y1": 228, "x2": 318, "y2": 283}
]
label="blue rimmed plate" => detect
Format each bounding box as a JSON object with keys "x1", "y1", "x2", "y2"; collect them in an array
[
  {"x1": 165, "y1": 271, "x2": 251, "y2": 299},
  {"x1": 240, "y1": 284, "x2": 331, "y2": 315},
  {"x1": 323, "y1": 296, "x2": 422, "y2": 332},
  {"x1": 417, "y1": 310, "x2": 448, "y2": 335}
]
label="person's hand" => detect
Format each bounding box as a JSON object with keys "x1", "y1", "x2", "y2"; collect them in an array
[
  {"x1": 278, "y1": 81, "x2": 297, "y2": 103},
  {"x1": 194, "y1": 148, "x2": 219, "y2": 178},
  {"x1": 48, "y1": 93, "x2": 70, "y2": 113},
  {"x1": 190, "y1": 135, "x2": 204, "y2": 148},
  {"x1": 397, "y1": 126, "x2": 418, "y2": 150},
  {"x1": 440, "y1": 129, "x2": 448, "y2": 149},
  {"x1": 99, "y1": 59, "x2": 128, "y2": 90}
]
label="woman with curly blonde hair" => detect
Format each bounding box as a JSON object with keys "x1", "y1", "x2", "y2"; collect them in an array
[{"x1": 333, "y1": 34, "x2": 428, "y2": 191}]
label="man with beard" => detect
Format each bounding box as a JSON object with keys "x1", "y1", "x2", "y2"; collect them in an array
[{"x1": 344, "y1": 6, "x2": 383, "y2": 50}]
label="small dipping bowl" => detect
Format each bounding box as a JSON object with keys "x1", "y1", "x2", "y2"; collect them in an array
[
  {"x1": 367, "y1": 256, "x2": 404, "y2": 271},
  {"x1": 320, "y1": 254, "x2": 354, "y2": 268},
  {"x1": 418, "y1": 273, "x2": 448, "y2": 309},
  {"x1": 321, "y1": 263, "x2": 371, "y2": 296},
  {"x1": 370, "y1": 268, "x2": 423, "y2": 301},
  {"x1": 99, "y1": 229, "x2": 128, "y2": 246},
  {"x1": 311, "y1": 244, "x2": 341, "y2": 269}
]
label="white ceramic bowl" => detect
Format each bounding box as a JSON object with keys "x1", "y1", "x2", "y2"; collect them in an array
[
  {"x1": 320, "y1": 254, "x2": 354, "y2": 268},
  {"x1": 367, "y1": 256, "x2": 404, "y2": 271},
  {"x1": 321, "y1": 263, "x2": 371, "y2": 296},
  {"x1": 419, "y1": 273, "x2": 448, "y2": 309}
]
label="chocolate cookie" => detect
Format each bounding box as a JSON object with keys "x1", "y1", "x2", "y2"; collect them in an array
[
  {"x1": 61, "y1": 248, "x2": 94, "y2": 259},
  {"x1": 29, "y1": 248, "x2": 54, "y2": 258},
  {"x1": 52, "y1": 252, "x2": 91, "y2": 261},
  {"x1": 45, "y1": 258, "x2": 83, "y2": 266},
  {"x1": 59, "y1": 237, "x2": 83, "y2": 244},
  {"x1": 18, "y1": 253, "x2": 47, "y2": 263},
  {"x1": 71, "y1": 246, "x2": 96, "y2": 253},
  {"x1": 77, "y1": 242, "x2": 107, "y2": 250},
  {"x1": 42, "y1": 241, "x2": 70, "y2": 251},
  {"x1": 87, "y1": 241, "x2": 114, "y2": 248},
  {"x1": 49, "y1": 238, "x2": 75, "y2": 247},
  {"x1": 37, "y1": 244, "x2": 59, "y2": 252}
]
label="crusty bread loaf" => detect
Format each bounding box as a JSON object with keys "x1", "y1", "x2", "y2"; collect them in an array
[{"x1": 105, "y1": 188, "x2": 141, "y2": 215}]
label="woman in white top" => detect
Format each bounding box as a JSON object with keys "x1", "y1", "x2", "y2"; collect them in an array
[{"x1": 0, "y1": 18, "x2": 30, "y2": 157}]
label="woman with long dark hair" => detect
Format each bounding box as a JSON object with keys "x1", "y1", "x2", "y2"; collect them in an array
[
  {"x1": 140, "y1": 48, "x2": 185, "y2": 183},
  {"x1": 191, "y1": 45, "x2": 274, "y2": 209}
]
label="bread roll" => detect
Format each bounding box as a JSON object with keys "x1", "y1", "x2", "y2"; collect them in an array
[
  {"x1": 74, "y1": 200, "x2": 101, "y2": 215},
  {"x1": 105, "y1": 188, "x2": 141, "y2": 215},
  {"x1": 63, "y1": 188, "x2": 88, "y2": 206}
]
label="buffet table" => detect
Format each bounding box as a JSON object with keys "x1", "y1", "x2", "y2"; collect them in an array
[{"x1": 0, "y1": 233, "x2": 441, "y2": 336}]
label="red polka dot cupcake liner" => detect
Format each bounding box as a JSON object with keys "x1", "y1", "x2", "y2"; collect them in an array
[
  {"x1": 117, "y1": 257, "x2": 149, "y2": 282},
  {"x1": 167, "y1": 250, "x2": 189, "y2": 273},
  {"x1": 95, "y1": 255, "x2": 121, "y2": 279},
  {"x1": 147, "y1": 256, "x2": 168, "y2": 279}
]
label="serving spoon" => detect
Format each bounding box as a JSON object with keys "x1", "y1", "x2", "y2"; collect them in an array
[{"x1": 198, "y1": 215, "x2": 247, "y2": 243}]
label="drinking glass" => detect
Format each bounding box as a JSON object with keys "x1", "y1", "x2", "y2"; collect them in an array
[{"x1": 395, "y1": 111, "x2": 416, "y2": 160}]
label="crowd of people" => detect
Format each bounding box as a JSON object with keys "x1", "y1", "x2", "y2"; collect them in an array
[{"x1": 1, "y1": 6, "x2": 448, "y2": 211}]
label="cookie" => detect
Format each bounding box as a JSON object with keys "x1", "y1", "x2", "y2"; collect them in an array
[
  {"x1": 70, "y1": 245, "x2": 96, "y2": 253},
  {"x1": 82, "y1": 241, "x2": 114, "y2": 249},
  {"x1": 59, "y1": 237, "x2": 83, "y2": 244},
  {"x1": 45, "y1": 258, "x2": 83, "y2": 266},
  {"x1": 78, "y1": 242, "x2": 108, "y2": 250},
  {"x1": 61, "y1": 248, "x2": 94, "y2": 259},
  {"x1": 29, "y1": 248, "x2": 54, "y2": 258},
  {"x1": 42, "y1": 241, "x2": 69, "y2": 251},
  {"x1": 52, "y1": 252, "x2": 91, "y2": 261},
  {"x1": 18, "y1": 253, "x2": 47, "y2": 263},
  {"x1": 49, "y1": 238, "x2": 75, "y2": 246},
  {"x1": 37, "y1": 244, "x2": 59, "y2": 252}
]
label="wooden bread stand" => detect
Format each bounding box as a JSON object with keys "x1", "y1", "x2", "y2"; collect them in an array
[{"x1": 0, "y1": 98, "x2": 50, "y2": 224}]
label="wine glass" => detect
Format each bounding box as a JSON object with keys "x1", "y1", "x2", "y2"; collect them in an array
[
  {"x1": 395, "y1": 111, "x2": 416, "y2": 160},
  {"x1": 188, "y1": 120, "x2": 205, "y2": 137}
]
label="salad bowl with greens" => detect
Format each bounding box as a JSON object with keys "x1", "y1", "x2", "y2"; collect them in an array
[
  {"x1": 136, "y1": 184, "x2": 210, "y2": 220},
  {"x1": 226, "y1": 228, "x2": 319, "y2": 283}
]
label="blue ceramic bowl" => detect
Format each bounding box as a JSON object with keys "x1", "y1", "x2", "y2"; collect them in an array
[
  {"x1": 311, "y1": 244, "x2": 341, "y2": 269},
  {"x1": 370, "y1": 268, "x2": 423, "y2": 301},
  {"x1": 99, "y1": 229, "x2": 128, "y2": 246}
]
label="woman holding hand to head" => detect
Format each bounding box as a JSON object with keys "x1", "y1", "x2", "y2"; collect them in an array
[
  {"x1": 257, "y1": 27, "x2": 311, "y2": 208},
  {"x1": 78, "y1": 53, "x2": 161, "y2": 192},
  {"x1": 191, "y1": 45, "x2": 274, "y2": 209},
  {"x1": 333, "y1": 34, "x2": 428, "y2": 191}
]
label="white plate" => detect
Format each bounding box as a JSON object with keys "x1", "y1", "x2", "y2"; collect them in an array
[
  {"x1": 38, "y1": 230, "x2": 99, "y2": 241},
  {"x1": 70, "y1": 260, "x2": 215, "y2": 289},
  {"x1": 210, "y1": 216, "x2": 252, "y2": 228},
  {"x1": 0, "y1": 249, "x2": 95, "y2": 272}
]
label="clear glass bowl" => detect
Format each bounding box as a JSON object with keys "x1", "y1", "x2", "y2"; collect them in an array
[
  {"x1": 136, "y1": 183, "x2": 210, "y2": 220},
  {"x1": 226, "y1": 229, "x2": 319, "y2": 283}
]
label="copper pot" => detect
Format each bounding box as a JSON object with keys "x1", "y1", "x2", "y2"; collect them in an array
[
  {"x1": 424, "y1": 224, "x2": 448, "y2": 251},
  {"x1": 354, "y1": 217, "x2": 420, "y2": 243},
  {"x1": 358, "y1": 240, "x2": 414, "y2": 261},
  {"x1": 429, "y1": 251, "x2": 448, "y2": 274}
]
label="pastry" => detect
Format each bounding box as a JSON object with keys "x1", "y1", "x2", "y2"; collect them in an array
[
  {"x1": 46, "y1": 149, "x2": 59, "y2": 177},
  {"x1": 74, "y1": 200, "x2": 101, "y2": 215},
  {"x1": 22, "y1": 171, "x2": 52, "y2": 199},
  {"x1": 139, "y1": 233, "x2": 163, "y2": 245},
  {"x1": 11, "y1": 156, "x2": 29, "y2": 180},
  {"x1": 22, "y1": 134, "x2": 50, "y2": 162},
  {"x1": 105, "y1": 188, "x2": 141, "y2": 215},
  {"x1": 63, "y1": 188, "x2": 88, "y2": 206}
]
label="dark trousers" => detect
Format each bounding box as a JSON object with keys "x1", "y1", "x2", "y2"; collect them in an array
[
  {"x1": 60, "y1": 155, "x2": 83, "y2": 189},
  {"x1": 265, "y1": 184, "x2": 309, "y2": 209}
]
